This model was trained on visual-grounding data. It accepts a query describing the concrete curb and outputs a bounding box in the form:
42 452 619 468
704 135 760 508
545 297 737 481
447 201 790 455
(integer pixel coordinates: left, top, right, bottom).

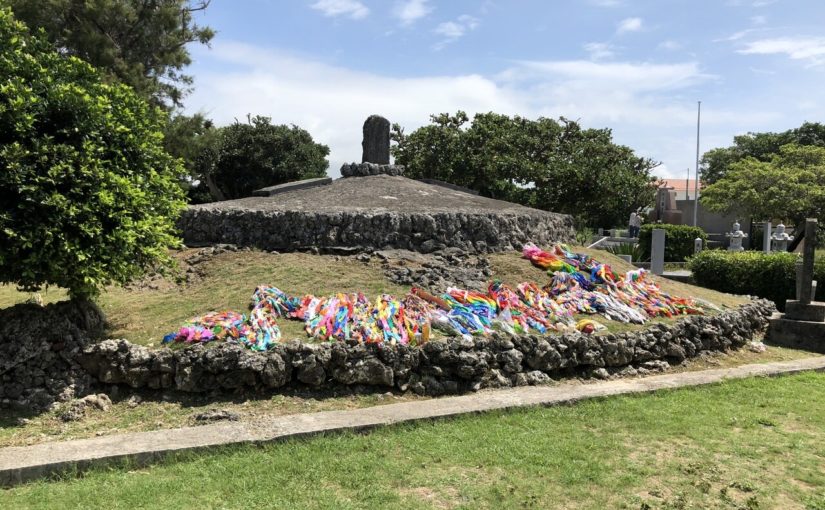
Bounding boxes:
3 356 824 488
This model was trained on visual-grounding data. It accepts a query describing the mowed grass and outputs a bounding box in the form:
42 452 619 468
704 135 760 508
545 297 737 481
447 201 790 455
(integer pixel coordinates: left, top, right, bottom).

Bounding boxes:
0 246 750 346
3 372 825 509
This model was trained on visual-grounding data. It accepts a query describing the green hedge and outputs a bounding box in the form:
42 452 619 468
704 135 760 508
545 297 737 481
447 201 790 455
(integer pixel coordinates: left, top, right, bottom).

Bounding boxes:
639 224 707 262
688 250 825 310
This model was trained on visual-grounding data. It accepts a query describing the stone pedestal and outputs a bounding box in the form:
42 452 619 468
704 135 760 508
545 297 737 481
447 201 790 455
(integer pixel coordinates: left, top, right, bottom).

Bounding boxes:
784 300 825 322
767 313 825 353
767 219 824 351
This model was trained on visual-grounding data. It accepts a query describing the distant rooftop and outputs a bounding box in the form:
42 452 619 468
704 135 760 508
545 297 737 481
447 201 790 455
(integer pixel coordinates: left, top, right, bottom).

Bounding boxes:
660 179 700 200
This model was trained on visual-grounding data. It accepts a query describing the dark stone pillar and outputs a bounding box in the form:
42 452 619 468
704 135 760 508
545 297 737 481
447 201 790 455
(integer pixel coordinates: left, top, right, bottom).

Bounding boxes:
800 218 817 304
361 115 390 164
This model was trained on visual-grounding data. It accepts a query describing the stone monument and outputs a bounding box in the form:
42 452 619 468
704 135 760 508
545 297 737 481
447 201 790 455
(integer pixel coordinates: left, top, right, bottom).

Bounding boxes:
651 228 665 275
767 218 825 352
726 221 747 251
341 115 405 178
362 115 391 164
770 223 793 252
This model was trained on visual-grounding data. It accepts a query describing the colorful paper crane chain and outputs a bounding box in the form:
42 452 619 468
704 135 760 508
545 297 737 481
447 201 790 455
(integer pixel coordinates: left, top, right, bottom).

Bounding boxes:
163 243 704 350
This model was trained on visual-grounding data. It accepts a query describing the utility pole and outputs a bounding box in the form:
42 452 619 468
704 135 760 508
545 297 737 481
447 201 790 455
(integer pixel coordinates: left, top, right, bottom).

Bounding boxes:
685 168 689 201
692 101 701 227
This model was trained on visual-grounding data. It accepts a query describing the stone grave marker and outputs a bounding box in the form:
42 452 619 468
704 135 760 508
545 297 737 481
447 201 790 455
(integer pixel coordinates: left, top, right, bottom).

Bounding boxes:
767 218 825 352
651 228 665 275
362 115 390 164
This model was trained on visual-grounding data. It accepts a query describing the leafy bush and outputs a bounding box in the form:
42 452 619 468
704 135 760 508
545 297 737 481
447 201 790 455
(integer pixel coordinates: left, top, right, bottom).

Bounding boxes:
638 224 707 262
689 250 825 310
606 243 646 262
197 115 329 200
0 9 186 299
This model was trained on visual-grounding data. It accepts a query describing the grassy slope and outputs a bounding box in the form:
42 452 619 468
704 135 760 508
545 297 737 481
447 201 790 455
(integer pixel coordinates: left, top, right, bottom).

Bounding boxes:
0 247 749 346
3 372 824 509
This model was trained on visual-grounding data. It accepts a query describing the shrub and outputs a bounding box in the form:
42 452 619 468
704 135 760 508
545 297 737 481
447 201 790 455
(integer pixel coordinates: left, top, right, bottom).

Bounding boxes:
688 250 825 310
0 10 186 299
638 224 707 262
198 115 330 200
606 243 646 262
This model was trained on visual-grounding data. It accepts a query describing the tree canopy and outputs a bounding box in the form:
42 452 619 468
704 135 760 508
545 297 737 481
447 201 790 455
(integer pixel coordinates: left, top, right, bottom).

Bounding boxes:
391 112 659 228
701 144 825 226
8 0 214 108
196 115 330 200
701 122 825 185
0 8 186 298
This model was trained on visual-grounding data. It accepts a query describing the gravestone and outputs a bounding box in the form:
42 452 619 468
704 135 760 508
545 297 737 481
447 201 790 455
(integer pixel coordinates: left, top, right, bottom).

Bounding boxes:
651 228 665 275
763 221 771 253
362 115 391 164
792 219 819 308
768 218 825 352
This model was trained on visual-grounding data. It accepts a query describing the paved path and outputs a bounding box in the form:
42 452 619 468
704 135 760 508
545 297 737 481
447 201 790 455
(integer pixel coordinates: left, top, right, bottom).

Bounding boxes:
3 356 825 487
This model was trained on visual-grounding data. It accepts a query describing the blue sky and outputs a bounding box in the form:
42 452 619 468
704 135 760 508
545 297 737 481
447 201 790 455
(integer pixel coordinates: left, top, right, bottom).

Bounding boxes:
184 0 825 179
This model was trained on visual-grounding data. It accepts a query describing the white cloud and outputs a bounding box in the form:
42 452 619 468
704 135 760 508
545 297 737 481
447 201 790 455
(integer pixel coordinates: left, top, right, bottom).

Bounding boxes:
738 36 825 65
751 15 767 25
589 0 623 6
393 0 433 26
435 21 465 39
310 0 369 20
658 40 682 51
185 41 779 179
616 17 643 34
583 42 615 60
433 15 480 49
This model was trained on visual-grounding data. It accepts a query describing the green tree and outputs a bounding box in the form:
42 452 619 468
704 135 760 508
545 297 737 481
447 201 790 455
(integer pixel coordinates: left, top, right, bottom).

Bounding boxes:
392 112 658 227
162 112 219 202
701 122 825 184
8 0 214 108
0 9 186 298
701 144 825 226
198 115 330 200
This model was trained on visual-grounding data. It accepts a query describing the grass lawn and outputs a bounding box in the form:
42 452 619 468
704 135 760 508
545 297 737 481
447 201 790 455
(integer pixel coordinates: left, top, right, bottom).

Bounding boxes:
3 371 824 509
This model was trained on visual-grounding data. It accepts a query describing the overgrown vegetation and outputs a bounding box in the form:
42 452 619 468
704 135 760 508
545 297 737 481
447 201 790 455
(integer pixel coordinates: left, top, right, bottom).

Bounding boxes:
638 224 706 262
0 9 186 298
4 372 825 509
391 111 660 227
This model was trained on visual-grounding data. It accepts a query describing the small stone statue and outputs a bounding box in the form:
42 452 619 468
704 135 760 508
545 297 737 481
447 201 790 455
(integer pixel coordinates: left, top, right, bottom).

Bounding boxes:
771 223 793 252
726 221 748 252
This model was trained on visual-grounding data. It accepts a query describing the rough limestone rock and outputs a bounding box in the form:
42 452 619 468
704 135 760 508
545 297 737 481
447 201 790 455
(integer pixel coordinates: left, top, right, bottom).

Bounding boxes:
78 299 775 397
0 300 105 411
340 162 405 178
180 175 575 254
